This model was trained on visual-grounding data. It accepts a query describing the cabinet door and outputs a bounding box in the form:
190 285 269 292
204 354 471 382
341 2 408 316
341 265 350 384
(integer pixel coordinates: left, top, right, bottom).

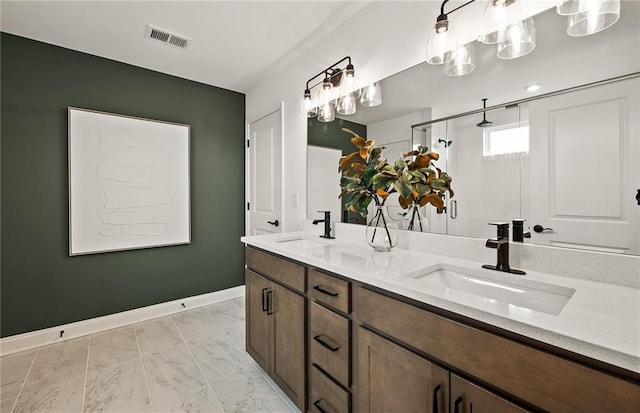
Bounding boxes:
450 374 530 413
357 327 449 413
245 269 271 372
271 282 306 410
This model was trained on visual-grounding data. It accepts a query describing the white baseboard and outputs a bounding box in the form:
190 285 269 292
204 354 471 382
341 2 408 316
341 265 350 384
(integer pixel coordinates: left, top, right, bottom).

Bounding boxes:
0 285 245 357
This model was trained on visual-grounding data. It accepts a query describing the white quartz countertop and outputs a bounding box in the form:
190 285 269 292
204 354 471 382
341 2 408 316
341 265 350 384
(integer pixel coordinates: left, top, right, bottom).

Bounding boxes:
241 232 640 374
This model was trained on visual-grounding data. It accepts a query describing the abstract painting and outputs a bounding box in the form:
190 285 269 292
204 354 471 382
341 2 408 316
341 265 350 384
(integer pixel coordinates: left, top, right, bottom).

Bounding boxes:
68 108 190 255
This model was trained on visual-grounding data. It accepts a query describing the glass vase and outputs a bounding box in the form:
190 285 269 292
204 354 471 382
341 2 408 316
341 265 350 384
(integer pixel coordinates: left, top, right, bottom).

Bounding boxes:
406 202 429 232
366 206 399 251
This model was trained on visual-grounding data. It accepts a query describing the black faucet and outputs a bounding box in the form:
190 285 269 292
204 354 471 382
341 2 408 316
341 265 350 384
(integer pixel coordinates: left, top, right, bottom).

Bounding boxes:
512 219 531 243
312 211 335 239
482 222 526 275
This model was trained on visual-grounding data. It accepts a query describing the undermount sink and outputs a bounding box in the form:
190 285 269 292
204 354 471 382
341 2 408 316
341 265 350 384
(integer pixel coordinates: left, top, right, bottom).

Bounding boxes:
276 235 328 249
406 264 575 315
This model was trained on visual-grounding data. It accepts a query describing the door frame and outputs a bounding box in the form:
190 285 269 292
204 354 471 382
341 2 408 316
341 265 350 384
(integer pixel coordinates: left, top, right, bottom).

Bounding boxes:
246 102 284 236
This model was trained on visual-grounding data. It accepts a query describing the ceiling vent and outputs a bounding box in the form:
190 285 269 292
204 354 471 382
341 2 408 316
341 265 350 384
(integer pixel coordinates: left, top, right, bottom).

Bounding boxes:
144 25 192 50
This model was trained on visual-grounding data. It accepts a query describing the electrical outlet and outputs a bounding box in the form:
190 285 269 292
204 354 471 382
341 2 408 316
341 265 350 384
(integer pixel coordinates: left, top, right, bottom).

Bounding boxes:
292 192 299 207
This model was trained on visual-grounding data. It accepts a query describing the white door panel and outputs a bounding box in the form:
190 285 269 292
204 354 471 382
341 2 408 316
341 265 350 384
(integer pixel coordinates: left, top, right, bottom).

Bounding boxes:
307 146 341 222
528 78 639 254
249 110 282 235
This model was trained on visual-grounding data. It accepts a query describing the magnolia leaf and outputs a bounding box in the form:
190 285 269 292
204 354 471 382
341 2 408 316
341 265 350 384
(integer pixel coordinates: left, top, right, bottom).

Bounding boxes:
418 145 429 154
362 165 378 187
423 192 444 209
352 136 366 148
398 195 412 209
427 152 440 161
355 195 372 218
394 179 413 199
376 188 389 200
341 127 358 138
394 158 407 171
404 150 419 157
372 172 389 190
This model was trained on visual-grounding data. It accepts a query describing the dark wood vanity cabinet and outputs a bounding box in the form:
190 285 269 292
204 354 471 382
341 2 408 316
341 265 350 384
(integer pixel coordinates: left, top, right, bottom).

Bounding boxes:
245 248 306 411
307 269 352 413
355 286 640 413
245 247 640 413
357 327 449 413
450 374 528 413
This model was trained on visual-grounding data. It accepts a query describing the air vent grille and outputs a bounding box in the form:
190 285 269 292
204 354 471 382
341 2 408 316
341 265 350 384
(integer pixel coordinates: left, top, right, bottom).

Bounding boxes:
145 25 192 49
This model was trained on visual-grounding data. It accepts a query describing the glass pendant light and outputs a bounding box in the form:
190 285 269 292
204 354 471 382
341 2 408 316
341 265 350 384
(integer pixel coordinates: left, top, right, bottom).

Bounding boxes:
317 75 335 122
337 94 357 115
567 0 620 36
303 88 317 118
426 13 457 65
557 0 583 15
337 63 357 115
360 82 382 107
444 42 476 76
497 17 536 59
479 0 524 45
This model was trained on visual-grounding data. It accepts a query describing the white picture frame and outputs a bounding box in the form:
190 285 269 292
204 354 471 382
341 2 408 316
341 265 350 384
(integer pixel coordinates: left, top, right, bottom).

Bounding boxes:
68 107 190 255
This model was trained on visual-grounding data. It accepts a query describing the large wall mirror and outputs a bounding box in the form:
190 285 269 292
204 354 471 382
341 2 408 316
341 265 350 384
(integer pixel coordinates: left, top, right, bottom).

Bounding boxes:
307 4 639 255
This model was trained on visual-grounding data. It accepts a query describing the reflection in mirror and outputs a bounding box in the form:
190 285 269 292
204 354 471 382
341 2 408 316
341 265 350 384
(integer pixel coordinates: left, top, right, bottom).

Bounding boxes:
306 3 639 255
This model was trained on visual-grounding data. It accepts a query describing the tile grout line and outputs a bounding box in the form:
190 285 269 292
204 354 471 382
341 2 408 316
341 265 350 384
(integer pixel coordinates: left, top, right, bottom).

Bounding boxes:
169 316 226 412
202 299 298 413
133 326 155 413
9 347 39 412
80 337 92 412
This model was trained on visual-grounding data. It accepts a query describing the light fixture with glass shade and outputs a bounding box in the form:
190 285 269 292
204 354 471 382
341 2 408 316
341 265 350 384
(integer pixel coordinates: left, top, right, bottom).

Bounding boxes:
479 0 524 44
426 1 458 65
360 82 382 107
566 0 620 36
302 57 373 123
317 74 336 123
497 17 536 59
444 41 476 76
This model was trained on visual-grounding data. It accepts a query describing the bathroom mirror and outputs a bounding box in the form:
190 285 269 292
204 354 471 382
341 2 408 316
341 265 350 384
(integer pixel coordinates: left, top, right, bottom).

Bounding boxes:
306 4 640 255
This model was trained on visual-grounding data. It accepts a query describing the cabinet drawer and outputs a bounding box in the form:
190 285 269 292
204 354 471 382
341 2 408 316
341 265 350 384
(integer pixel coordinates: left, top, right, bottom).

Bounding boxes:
309 269 350 313
451 374 530 413
310 302 350 387
245 247 305 293
310 365 350 413
356 286 640 413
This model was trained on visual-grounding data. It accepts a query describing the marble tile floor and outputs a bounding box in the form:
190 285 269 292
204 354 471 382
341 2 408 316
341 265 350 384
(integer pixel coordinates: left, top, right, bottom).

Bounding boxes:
0 296 298 413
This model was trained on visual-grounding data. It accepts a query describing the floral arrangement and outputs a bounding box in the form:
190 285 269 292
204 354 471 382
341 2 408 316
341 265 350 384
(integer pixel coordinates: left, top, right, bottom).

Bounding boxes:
338 128 454 219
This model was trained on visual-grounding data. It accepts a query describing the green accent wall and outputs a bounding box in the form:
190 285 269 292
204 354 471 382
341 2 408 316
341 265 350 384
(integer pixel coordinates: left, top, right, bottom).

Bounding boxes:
307 117 367 224
307 116 367 156
0 33 246 337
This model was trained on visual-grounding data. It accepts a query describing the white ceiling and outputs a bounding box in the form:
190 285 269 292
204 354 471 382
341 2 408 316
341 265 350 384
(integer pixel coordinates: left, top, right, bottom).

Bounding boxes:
0 0 373 93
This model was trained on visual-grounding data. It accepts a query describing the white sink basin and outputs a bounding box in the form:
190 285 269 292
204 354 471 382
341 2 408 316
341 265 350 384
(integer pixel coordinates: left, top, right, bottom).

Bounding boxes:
406 264 575 315
275 235 328 249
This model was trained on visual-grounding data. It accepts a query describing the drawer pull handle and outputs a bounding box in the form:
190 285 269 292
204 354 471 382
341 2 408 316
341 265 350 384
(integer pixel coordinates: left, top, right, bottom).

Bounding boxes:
454 396 463 413
313 399 328 413
432 384 442 413
313 285 338 297
313 334 341 352
266 290 273 315
261 288 268 312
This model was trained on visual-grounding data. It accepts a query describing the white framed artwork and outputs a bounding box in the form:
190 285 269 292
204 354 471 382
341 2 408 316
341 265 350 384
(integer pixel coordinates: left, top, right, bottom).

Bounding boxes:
68 107 190 255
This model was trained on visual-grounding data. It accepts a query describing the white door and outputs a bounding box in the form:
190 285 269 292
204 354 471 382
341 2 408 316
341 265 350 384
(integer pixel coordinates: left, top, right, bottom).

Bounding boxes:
307 145 341 222
528 78 639 254
248 110 282 235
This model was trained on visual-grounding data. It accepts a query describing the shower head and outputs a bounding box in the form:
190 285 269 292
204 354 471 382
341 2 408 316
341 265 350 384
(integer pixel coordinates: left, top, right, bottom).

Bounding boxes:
476 98 493 128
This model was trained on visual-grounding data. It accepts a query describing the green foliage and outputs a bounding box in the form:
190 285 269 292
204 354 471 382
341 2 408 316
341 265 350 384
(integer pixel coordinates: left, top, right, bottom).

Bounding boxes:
338 130 454 218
